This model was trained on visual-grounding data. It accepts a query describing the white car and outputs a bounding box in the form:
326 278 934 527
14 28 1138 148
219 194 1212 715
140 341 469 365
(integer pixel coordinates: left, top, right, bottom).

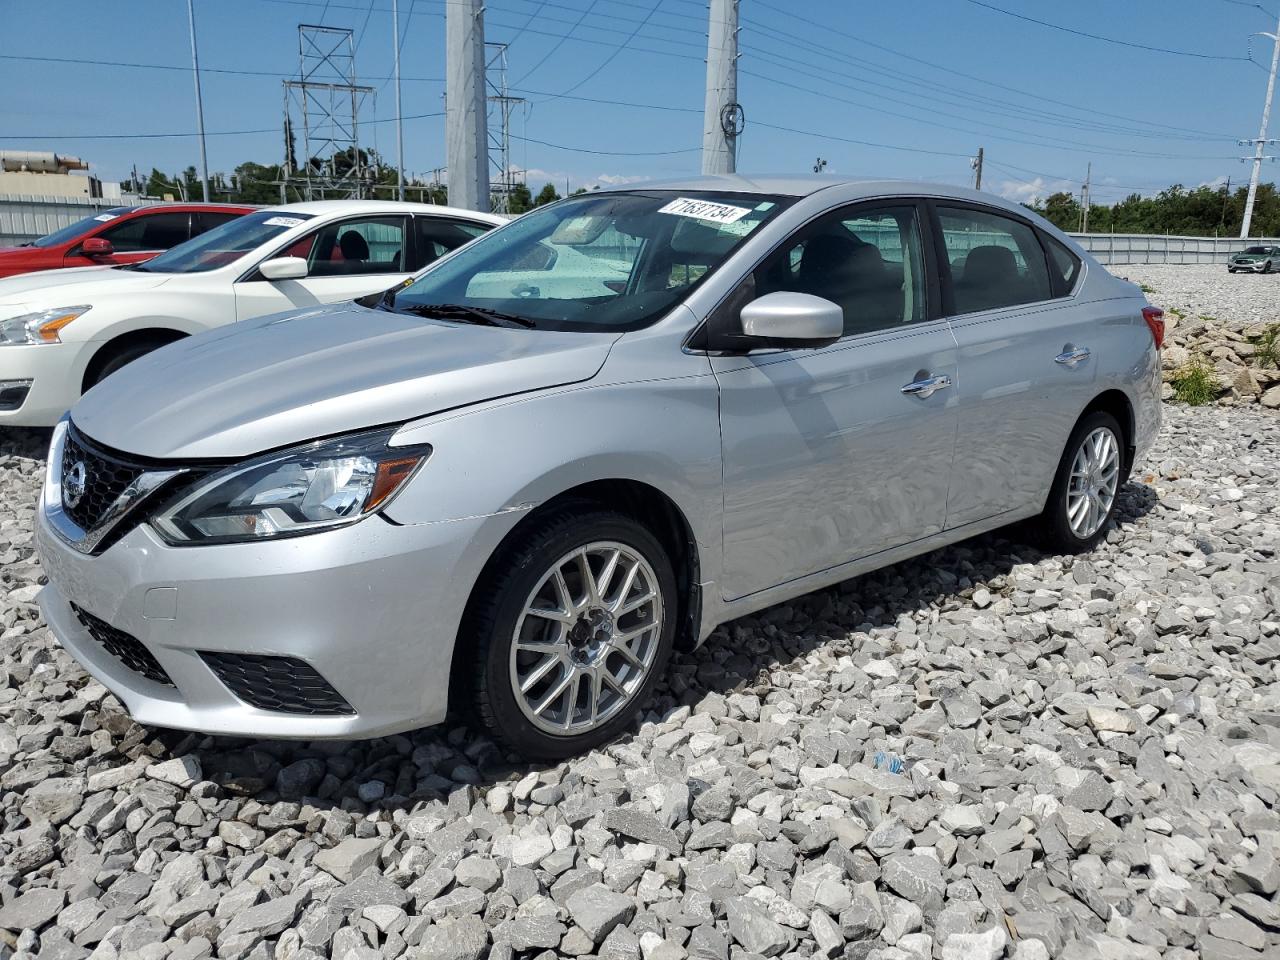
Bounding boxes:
0 200 504 426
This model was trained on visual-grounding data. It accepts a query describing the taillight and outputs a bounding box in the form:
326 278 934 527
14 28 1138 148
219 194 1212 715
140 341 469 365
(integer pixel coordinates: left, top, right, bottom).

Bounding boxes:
1142 306 1165 350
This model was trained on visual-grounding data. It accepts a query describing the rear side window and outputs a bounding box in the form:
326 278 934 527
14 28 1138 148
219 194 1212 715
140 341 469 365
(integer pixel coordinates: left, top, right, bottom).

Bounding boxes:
409 217 492 270
194 211 246 235
306 216 408 277
1043 234 1082 294
937 206 1052 314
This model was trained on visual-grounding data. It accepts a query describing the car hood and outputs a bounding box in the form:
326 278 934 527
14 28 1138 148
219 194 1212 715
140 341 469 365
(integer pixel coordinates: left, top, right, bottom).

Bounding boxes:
71 302 618 459
0 265 171 307
1234 252 1269 260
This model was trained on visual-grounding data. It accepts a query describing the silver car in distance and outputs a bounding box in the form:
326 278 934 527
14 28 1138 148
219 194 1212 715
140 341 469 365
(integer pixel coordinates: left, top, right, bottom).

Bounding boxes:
37 176 1163 758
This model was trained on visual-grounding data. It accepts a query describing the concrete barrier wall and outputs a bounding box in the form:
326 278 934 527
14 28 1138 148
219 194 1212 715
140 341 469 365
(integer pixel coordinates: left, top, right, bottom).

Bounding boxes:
1068 233 1280 265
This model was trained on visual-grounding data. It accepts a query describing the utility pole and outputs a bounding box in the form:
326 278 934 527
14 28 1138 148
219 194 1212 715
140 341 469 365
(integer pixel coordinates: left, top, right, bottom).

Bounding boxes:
392 0 406 200
446 0 489 211
702 0 741 175
1081 162 1092 234
186 0 210 202
485 43 526 214
971 147 984 190
1242 11 1280 238
1219 175 1232 234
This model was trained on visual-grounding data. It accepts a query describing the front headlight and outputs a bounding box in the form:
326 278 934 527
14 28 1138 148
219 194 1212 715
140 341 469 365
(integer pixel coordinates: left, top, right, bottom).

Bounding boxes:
151 428 429 545
0 306 91 345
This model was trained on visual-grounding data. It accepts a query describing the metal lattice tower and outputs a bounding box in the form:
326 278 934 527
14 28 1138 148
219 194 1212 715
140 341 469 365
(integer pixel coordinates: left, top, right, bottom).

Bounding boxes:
485 43 526 214
282 25 376 200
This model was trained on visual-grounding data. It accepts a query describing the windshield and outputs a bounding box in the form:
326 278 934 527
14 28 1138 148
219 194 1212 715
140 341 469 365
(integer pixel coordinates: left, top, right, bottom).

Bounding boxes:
133 210 315 273
392 190 793 331
30 208 133 248
1244 246 1271 254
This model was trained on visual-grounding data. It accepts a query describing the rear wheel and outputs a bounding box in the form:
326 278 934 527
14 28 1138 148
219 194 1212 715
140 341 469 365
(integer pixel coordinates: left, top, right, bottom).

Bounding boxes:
1034 411 1124 554
463 508 677 759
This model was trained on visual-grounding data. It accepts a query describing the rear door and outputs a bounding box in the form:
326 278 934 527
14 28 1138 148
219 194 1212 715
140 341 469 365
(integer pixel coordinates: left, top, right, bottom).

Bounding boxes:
232 214 412 320
934 203 1100 526
713 200 960 600
408 215 493 270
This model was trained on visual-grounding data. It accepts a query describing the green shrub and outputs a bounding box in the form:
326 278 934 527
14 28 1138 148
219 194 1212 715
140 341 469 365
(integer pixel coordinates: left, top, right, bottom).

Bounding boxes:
1170 353 1220 406
1251 324 1280 369
1139 283 1156 294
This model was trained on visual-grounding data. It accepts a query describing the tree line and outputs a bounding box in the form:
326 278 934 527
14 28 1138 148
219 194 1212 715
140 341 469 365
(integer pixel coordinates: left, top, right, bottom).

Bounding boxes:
124 151 580 214
124 152 1280 237
1027 182 1280 237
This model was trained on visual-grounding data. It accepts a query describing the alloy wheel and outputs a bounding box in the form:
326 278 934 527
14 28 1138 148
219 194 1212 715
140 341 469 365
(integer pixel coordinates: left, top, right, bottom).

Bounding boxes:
1066 426 1120 539
509 541 664 735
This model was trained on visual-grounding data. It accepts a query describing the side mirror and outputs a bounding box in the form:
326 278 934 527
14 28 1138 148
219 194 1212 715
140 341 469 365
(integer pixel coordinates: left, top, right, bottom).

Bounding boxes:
740 292 843 347
259 256 309 281
82 237 113 257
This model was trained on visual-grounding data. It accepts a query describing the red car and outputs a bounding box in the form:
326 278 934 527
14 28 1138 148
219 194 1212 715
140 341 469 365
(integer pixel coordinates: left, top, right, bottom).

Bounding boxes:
0 203 256 279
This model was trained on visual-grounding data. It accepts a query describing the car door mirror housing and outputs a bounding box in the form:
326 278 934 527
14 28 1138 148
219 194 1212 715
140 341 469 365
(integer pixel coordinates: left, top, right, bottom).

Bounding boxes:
259 257 309 281
739 292 843 348
81 237 113 257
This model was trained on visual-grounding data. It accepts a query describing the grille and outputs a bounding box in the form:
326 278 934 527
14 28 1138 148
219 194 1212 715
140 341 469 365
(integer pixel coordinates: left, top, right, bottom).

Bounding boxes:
61 427 147 531
200 652 355 715
71 604 174 686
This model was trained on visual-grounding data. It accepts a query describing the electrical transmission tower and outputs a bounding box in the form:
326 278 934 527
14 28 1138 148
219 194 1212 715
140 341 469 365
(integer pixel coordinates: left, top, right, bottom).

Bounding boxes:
485 43 526 214
282 25 376 200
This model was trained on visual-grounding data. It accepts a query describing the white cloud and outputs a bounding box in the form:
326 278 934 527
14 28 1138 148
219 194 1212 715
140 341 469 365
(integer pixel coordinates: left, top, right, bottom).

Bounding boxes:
506 166 650 193
995 176 1076 205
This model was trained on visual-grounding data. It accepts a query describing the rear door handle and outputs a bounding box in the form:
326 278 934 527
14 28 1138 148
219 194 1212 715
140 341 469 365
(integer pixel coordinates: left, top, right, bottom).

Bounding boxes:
900 374 952 399
1055 347 1091 366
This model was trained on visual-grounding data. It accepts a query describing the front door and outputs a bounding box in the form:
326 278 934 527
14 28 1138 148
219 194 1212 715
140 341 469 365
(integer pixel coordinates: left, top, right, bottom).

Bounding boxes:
233 215 412 321
712 201 960 601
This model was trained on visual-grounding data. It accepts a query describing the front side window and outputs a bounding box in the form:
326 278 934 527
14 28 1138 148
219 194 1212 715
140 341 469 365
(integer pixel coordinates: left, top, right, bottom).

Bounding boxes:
938 206 1052 314
31 208 134 248
755 204 927 336
392 190 793 332
100 212 191 252
133 210 315 274
306 216 408 277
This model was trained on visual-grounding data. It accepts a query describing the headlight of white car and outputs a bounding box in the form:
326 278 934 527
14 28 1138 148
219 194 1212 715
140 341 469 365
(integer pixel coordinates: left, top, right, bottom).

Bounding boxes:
151 429 430 545
0 306 92 345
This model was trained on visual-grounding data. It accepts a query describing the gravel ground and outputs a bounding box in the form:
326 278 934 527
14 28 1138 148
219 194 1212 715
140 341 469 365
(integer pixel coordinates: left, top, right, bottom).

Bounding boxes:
1 403 1278 960
1110 263 1280 338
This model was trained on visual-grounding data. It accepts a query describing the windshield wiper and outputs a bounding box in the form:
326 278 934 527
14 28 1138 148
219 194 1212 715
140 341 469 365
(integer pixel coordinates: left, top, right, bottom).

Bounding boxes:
400 302 535 328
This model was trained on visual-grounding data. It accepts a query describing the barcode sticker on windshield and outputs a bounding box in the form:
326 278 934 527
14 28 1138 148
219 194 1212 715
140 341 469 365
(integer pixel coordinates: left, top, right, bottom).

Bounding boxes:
263 216 306 228
657 197 751 225
93 214 117 222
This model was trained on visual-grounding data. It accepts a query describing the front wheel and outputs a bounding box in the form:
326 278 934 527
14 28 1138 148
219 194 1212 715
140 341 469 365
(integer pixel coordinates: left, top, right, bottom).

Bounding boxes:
1266 261 1274 274
1034 411 1125 553
463 508 677 759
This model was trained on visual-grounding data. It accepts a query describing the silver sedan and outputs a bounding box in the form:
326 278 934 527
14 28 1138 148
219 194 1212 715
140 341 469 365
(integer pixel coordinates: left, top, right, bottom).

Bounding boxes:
36 176 1162 758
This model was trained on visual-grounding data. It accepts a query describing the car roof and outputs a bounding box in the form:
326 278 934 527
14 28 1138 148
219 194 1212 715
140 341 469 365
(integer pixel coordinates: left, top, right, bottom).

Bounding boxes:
126 203 259 214
262 199 506 224
593 174 1034 217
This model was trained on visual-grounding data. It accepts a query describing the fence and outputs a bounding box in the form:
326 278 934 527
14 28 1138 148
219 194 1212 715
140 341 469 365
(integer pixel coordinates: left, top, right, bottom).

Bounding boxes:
0 194 157 246
1067 232 1280 265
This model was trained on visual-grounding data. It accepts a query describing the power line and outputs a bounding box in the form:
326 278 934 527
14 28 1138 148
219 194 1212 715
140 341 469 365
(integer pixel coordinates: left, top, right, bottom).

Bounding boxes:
959 0 1253 61
513 0 603 85
750 120 975 159
0 111 445 141
510 134 698 156
538 0 667 101
748 2 1237 140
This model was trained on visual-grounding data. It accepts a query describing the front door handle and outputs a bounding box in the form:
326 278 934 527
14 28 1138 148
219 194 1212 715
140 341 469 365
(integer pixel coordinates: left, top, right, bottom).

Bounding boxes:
900 374 952 399
1055 347 1091 367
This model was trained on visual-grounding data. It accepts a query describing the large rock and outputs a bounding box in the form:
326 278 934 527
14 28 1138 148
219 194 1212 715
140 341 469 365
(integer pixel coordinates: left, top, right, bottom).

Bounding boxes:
566 883 636 944
314 836 385 883
726 897 790 957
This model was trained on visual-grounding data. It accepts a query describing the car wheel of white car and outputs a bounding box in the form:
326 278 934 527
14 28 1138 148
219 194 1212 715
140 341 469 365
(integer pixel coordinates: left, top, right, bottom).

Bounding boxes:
464 507 677 758
1037 410 1125 553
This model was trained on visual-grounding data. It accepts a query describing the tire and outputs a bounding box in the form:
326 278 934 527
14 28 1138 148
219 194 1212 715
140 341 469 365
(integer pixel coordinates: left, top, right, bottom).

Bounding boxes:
462 507 678 759
1266 261 1274 274
1033 410 1125 554
84 338 173 391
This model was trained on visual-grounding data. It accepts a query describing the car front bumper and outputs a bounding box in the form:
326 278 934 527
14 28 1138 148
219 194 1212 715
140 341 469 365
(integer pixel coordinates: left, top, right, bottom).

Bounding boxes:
0 342 88 427
36 501 489 739
1229 261 1268 272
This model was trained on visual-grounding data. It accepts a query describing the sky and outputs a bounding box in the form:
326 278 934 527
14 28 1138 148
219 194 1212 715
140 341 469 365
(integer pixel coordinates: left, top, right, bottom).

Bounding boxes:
2 0 1278 205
